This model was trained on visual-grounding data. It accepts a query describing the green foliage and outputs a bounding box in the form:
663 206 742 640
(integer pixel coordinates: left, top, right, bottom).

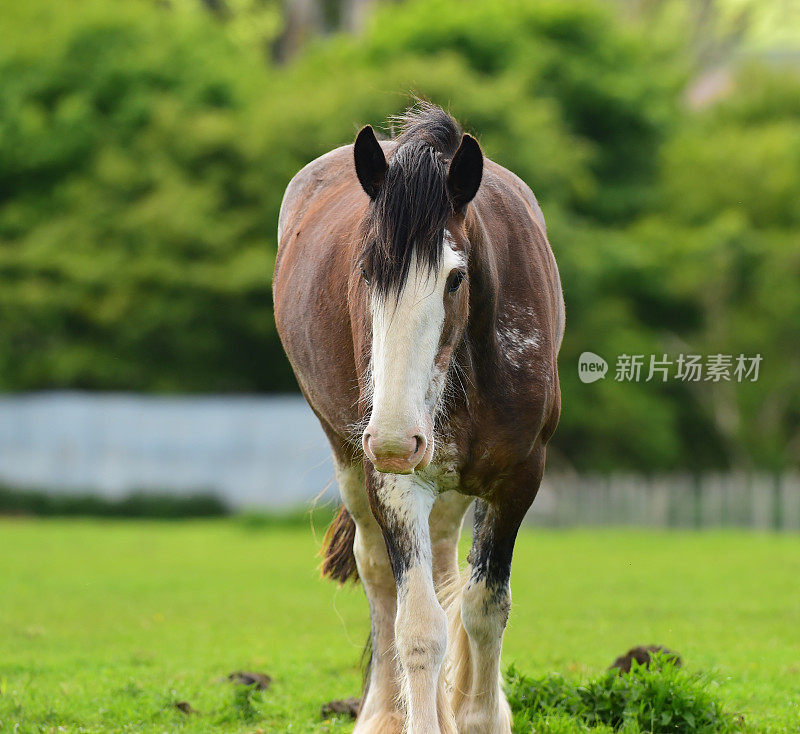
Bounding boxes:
0 0 294 392
0 484 229 517
0 0 798 471
506 657 738 733
288 0 684 220
546 59 800 471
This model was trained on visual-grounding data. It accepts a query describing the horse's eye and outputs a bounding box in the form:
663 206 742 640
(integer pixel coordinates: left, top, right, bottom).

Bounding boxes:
447 269 465 294
360 266 370 285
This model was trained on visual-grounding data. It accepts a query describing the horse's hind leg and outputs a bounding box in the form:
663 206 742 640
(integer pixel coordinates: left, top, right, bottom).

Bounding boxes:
335 461 403 734
367 469 457 734
429 491 472 593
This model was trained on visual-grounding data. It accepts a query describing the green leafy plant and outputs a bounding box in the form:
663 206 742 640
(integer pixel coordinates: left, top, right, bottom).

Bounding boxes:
506 655 739 733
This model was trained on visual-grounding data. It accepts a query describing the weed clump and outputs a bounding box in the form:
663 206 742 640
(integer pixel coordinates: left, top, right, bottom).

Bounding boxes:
505 655 738 733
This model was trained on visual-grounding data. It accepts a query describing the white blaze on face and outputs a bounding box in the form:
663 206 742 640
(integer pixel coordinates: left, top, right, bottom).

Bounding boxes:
368 235 463 457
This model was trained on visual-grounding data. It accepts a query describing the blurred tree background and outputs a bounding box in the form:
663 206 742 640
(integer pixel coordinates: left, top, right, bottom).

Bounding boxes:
1 0 798 472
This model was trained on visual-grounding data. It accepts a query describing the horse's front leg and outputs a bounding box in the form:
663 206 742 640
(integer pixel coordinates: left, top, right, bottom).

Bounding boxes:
367 468 457 734
453 461 543 734
455 500 516 733
335 461 404 733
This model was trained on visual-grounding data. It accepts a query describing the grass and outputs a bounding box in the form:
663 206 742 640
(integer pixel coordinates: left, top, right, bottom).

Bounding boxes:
0 519 798 732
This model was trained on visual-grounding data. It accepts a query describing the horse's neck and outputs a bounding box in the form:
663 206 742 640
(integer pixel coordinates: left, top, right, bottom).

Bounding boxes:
463 209 501 388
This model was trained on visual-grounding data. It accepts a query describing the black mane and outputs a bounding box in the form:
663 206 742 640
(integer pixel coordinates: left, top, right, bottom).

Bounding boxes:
360 104 462 298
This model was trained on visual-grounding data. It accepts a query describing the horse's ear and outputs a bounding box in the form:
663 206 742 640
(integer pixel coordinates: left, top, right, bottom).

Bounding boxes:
354 125 387 199
447 134 483 212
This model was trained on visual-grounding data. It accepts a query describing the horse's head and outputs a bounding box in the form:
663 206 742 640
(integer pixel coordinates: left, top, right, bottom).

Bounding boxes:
353 118 483 474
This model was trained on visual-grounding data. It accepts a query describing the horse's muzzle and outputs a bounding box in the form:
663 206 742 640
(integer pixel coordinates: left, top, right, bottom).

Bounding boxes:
362 427 431 474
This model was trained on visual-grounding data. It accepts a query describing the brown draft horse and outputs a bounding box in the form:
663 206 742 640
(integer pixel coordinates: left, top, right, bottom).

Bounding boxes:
274 104 564 734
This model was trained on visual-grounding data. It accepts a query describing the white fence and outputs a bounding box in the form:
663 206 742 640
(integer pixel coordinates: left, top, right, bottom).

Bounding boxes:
0 392 334 508
533 472 800 530
1 392 797 527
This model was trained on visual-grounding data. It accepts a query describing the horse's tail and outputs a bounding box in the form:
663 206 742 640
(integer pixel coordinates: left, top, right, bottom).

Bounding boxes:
320 504 359 583
440 570 471 718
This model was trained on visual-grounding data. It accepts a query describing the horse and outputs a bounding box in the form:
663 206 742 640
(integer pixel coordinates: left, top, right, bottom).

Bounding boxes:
274 104 564 734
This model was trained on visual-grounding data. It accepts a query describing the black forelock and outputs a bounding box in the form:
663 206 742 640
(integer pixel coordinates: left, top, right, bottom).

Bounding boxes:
393 102 463 154
360 104 462 299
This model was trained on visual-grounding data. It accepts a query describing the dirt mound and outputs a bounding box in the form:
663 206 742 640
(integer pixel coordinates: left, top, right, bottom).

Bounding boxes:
609 645 682 674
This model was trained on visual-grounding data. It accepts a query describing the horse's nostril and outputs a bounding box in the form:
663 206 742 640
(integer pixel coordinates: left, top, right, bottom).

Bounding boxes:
413 435 425 457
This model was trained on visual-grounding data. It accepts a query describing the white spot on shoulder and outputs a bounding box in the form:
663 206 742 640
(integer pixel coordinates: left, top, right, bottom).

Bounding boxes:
496 305 541 370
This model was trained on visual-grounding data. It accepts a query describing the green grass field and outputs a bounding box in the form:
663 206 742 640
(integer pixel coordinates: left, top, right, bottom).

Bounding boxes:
1 519 798 732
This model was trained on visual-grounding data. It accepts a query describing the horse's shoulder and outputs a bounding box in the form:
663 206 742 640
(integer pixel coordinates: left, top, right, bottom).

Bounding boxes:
470 159 565 388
